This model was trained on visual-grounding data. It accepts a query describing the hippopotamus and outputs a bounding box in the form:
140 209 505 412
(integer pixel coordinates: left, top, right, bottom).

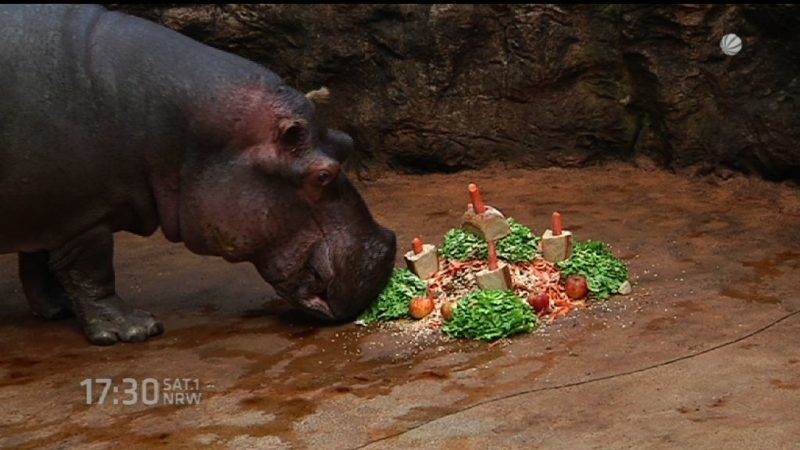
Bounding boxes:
0 5 396 345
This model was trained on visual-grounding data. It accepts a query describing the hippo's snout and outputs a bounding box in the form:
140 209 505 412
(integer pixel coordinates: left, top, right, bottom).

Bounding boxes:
263 225 396 322
325 226 396 320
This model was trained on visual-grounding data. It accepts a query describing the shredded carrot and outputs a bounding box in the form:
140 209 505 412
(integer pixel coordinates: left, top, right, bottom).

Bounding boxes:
429 257 587 326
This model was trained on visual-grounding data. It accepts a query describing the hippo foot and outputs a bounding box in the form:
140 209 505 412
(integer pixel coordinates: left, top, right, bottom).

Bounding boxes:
75 295 164 345
29 278 73 320
18 251 74 320
30 297 73 320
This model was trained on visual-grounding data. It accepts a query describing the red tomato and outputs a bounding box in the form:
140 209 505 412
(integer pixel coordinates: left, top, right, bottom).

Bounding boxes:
564 275 589 299
441 301 456 321
528 293 551 313
409 297 435 319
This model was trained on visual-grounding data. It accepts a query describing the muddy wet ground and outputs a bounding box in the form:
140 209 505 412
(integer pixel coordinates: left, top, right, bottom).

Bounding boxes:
1 164 799 449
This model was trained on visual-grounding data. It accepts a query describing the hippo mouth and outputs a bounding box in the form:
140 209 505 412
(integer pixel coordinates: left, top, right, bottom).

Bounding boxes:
255 221 396 322
296 294 336 320
263 274 337 321
294 244 339 320
257 241 340 321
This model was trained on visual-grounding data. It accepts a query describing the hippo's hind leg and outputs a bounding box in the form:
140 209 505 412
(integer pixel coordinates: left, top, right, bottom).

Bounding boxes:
49 226 164 346
18 251 73 319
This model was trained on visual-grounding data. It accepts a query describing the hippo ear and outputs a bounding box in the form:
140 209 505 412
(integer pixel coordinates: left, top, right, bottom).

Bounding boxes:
277 118 308 153
323 128 354 163
305 87 330 105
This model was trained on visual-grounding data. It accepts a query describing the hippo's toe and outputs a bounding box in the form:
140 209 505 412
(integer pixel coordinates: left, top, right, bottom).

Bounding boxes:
75 295 164 345
86 328 118 346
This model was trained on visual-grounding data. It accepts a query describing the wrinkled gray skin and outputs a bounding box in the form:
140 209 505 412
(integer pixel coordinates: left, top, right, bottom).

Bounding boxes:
0 5 396 345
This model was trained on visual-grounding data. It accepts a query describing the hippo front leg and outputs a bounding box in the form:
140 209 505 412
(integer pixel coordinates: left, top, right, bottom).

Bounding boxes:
49 227 163 345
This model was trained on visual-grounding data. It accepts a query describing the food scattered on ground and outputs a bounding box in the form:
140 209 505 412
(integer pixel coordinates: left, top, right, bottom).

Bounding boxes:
440 218 540 263
440 301 455 321
429 257 584 321
360 253 596 334
497 219 541 262
618 280 633 295
409 296 435 319
404 238 440 280
359 239 628 339
564 274 589 300
356 268 427 325
440 226 486 261
528 292 551 313
357 184 631 342
558 240 629 300
442 290 536 341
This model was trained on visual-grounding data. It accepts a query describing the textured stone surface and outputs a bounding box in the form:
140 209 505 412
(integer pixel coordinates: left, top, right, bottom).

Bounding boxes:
462 205 510 242
475 263 512 291
541 229 573 263
108 4 800 180
404 243 439 280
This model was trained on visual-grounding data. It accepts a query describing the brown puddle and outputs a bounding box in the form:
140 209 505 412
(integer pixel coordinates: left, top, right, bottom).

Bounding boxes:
644 316 678 332
585 321 610 333
673 300 705 313
685 217 734 239
688 415 728 423
740 250 800 282
719 287 781 305
710 396 729 408
770 379 800 390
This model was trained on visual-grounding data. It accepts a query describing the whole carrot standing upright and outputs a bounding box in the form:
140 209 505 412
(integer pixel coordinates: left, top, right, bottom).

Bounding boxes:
552 212 562 236
541 211 572 263
404 237 439 280
463 183 512 290
412 237 423 255
468 183 486 214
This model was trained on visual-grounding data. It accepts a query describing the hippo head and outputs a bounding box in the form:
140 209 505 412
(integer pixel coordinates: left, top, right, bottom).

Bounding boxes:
168 84 396 321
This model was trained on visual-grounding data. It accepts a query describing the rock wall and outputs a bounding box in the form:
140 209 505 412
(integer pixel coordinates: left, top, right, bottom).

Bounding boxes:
109 4 800 180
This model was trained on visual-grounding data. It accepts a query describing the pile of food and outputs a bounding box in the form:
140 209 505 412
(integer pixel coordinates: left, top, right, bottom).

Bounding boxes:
356 184 631 342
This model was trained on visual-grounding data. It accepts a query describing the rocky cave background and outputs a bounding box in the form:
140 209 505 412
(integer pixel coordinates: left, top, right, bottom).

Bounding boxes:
108 4 799 181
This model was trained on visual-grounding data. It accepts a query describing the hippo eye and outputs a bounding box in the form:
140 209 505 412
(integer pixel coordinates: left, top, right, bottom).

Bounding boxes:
317 170 331 186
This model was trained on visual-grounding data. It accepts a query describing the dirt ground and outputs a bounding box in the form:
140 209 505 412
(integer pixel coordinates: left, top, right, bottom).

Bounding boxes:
1 164 799 449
